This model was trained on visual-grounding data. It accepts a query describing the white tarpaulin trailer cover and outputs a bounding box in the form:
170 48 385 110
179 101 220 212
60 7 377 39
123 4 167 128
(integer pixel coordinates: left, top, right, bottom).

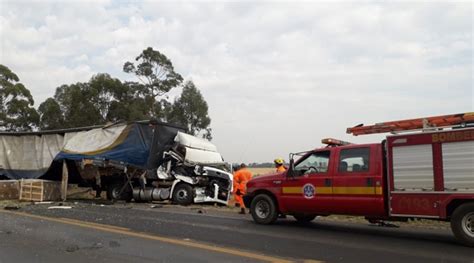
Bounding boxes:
62 125 127 154
0 132 79 179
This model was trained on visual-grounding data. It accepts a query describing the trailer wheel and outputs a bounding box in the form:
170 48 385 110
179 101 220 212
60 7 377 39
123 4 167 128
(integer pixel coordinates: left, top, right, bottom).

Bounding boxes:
451 202 474 247
293 214 317 223
172 183 194 205
106 182 132 201
250 194 278 225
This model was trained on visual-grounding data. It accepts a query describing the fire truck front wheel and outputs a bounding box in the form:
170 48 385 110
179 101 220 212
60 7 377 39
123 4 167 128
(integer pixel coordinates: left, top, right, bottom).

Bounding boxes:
250 194 278 225
451 202 474 247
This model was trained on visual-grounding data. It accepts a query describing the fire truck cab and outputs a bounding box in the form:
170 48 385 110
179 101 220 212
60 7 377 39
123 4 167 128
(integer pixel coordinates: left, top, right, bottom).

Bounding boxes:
244 113 474 246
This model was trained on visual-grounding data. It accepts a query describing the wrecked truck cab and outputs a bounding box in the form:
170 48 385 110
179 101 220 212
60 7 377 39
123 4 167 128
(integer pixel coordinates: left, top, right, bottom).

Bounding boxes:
161 132 233 205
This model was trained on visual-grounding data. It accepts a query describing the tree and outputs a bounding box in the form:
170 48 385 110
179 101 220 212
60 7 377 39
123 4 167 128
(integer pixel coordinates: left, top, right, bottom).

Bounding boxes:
89 73 124 121
52 82 103 128
122 47 212 138
38 98 63 130
0 64 39 131
166 81 212 139
39 74 154 129
87 73 147 122
123 47 183 117
106 81 150 122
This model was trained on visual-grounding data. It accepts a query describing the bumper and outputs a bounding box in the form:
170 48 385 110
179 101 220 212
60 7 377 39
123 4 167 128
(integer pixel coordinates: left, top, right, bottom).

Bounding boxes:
243 194 253 208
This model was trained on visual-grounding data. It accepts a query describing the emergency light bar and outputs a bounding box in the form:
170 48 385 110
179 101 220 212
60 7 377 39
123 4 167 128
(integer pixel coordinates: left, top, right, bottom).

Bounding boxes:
321 138 352 146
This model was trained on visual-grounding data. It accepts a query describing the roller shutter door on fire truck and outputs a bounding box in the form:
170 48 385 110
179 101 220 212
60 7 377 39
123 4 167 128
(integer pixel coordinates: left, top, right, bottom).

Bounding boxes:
442 141 474 191
393 144 434 191
390 143 440 217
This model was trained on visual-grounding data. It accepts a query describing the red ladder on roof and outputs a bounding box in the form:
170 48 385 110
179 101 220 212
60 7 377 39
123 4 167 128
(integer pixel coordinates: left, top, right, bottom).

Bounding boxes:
347 112 474 136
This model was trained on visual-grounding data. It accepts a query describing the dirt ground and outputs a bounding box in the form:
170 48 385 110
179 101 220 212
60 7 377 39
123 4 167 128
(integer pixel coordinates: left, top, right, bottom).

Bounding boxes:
247 167 275 176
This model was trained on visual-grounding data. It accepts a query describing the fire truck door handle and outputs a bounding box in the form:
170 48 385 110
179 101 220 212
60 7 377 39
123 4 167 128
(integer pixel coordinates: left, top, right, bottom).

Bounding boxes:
366 178 373 187
324 178 331 187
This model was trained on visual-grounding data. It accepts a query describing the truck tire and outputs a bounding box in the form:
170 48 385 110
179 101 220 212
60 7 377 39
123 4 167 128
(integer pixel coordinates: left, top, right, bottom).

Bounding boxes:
172 183 194 205
451 202 474 247
106 182 132 201
293 214 317 223
250 194 278 225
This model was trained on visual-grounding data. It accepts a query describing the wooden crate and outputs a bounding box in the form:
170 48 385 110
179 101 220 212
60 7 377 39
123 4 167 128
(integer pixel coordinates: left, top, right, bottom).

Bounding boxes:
19 179 61 202
0 180 20 200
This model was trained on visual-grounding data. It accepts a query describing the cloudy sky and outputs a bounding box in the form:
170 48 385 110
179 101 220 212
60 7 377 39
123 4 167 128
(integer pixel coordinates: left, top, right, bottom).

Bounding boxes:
1 1 472 163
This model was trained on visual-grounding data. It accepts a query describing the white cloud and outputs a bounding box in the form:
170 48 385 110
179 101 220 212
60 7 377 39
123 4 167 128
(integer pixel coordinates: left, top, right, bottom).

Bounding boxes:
0 1 472 163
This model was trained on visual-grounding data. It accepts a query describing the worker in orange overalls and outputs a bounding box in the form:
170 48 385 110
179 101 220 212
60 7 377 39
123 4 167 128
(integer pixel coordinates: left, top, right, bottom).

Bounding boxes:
232 164 241 205
233 163 253 214
274 158 287 173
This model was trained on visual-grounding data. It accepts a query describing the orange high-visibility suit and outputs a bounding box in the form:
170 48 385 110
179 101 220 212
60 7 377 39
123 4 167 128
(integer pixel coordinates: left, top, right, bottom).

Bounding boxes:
276 165 287 173
233 168 253 208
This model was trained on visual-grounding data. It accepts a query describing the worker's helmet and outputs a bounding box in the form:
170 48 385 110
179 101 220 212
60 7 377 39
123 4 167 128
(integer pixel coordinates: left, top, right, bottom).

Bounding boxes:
274 158 284 165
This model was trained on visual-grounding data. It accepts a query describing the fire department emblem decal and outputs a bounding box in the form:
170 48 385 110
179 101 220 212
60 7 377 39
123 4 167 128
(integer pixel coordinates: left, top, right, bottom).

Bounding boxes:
303 184 315 199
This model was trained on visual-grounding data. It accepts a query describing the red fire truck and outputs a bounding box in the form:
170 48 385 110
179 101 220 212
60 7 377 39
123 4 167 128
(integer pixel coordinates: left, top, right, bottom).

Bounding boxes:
243 113 474 246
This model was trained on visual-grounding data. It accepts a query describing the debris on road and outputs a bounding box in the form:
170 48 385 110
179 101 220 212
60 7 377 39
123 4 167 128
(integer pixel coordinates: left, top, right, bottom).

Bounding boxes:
4 205 20 210
88 242 103 250
109 240 121 248
65 245 79 253
190 207 207 214
48 206 72 209
34 201 53 205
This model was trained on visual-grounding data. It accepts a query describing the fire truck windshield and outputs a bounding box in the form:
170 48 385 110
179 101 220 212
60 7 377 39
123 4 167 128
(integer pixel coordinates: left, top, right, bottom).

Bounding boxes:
293 151 331 175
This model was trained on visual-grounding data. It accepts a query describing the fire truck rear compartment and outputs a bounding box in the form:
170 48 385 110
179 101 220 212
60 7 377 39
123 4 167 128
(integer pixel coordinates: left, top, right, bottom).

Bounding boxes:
389 132 474 218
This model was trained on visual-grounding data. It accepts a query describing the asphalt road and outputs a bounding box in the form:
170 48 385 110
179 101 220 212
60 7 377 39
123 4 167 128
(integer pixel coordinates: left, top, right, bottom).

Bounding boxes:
1 201 473 263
